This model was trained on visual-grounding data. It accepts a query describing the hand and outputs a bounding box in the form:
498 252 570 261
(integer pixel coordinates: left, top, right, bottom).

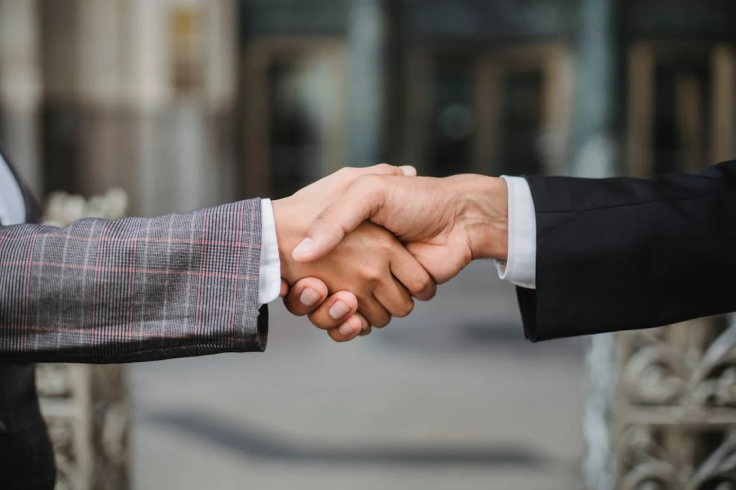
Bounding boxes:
282 173 508 341
274 165 437 340
280 277 368 341
291 173 509 283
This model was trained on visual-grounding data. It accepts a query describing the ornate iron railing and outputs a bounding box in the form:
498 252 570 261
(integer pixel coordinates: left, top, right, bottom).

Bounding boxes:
37 189 130 490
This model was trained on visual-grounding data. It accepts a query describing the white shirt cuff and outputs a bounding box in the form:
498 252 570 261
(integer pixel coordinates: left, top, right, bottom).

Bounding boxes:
494 176 537 289
259 199 282 305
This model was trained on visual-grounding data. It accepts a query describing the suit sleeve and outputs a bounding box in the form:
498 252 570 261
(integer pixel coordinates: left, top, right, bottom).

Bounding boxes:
517 160 736 342
0 199 268 363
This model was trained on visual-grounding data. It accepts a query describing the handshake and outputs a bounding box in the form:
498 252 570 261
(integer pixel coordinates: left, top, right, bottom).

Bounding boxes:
273 164 510 342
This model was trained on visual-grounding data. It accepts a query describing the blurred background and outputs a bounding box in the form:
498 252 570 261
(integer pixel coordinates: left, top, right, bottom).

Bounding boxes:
2 0 736 489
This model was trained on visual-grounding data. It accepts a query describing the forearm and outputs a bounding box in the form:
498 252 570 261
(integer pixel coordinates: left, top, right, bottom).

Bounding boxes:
0 199 267 363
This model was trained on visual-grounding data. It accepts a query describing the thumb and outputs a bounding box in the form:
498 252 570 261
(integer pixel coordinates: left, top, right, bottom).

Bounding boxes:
292 177 385 262
352 163 416 179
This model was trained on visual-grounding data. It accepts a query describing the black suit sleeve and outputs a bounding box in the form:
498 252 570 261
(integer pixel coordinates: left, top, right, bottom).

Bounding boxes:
518 160 736 342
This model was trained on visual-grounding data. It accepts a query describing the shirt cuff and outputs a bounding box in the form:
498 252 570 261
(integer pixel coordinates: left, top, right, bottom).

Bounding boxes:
259 199 282 305
494 176 537 289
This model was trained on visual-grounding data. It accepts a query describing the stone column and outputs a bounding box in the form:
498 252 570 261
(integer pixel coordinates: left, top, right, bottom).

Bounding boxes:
575 2 736 488
127 0 237 217
348 0 386 167
39 189 132 490
0 0 42 195
568 0 624 489
75 0 133 199
569 0 623 180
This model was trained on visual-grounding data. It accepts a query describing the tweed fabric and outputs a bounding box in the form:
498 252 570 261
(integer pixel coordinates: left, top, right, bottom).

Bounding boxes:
3 148 266 488
0 200 267 364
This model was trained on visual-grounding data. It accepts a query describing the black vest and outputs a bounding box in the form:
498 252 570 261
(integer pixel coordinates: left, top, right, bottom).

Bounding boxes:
0 148 56 489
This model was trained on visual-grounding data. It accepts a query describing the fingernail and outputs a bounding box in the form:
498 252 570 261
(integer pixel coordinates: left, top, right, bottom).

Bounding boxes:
293 238 314 258
329 300 351 320
338 321 357 336
300 288 320 307
400 165 417 176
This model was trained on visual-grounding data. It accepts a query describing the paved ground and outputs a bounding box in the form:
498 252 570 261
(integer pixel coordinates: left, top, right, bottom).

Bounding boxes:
131 261 587 490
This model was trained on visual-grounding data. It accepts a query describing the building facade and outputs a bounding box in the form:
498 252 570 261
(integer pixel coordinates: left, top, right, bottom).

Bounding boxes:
3 0 735 209
2 1 736 489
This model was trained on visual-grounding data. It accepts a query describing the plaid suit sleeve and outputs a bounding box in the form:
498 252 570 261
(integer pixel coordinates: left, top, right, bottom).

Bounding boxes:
0 199 268 363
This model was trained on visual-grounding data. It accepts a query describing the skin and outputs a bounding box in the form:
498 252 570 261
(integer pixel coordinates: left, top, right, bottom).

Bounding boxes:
283 173 509 341
273 165 437 341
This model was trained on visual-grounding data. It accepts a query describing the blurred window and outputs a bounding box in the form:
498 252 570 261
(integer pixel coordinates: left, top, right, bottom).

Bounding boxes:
653 62 711 175
170 6 204 93
628 43 734 177
268 59 321 198
499 68 544 176
413 46 570 178
430 58 475 177
241 41 347 199
39 0 81 195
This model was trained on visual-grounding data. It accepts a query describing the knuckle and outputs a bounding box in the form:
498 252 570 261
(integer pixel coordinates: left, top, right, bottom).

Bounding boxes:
308 312 335 330
373 240 392 256
360 266 382 284
284 301 307 317
409 271 435 299
378 233 396 250
337 166 357 177
353 175 387 204
395 299 414 318
372 163 395 174
419 276 437 300
290 307 309 318
354 174 379 189
373 315 391 328
329 329 350 342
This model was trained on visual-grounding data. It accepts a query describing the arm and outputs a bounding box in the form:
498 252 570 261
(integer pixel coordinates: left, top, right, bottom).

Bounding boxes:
0 163 430 360
518 160 736 341
285 173 508 340
0 200 267 363
287 160 736 343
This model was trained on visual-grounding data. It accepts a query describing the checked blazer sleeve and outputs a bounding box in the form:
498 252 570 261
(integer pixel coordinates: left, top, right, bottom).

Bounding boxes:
0 199 268 363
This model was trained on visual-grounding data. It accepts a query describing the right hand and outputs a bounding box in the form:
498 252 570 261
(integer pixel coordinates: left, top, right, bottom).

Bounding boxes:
283 172 510 341
292 173 509 283
274 165 437 340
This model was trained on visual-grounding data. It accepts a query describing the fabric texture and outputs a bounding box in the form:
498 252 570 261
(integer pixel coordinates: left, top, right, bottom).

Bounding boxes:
0 146 269 488
258 198 281 305
517 160 736 342
0 200 268 364
495 176 537 289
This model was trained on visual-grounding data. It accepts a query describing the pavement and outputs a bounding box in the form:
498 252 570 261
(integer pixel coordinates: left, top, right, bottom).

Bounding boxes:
130 261 587 490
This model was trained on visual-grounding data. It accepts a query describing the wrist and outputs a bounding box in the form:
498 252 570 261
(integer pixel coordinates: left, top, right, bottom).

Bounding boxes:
456 175 508 261
272 197 302 284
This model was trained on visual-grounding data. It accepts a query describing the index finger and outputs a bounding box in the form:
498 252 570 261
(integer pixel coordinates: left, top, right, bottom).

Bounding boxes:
292 175 388 263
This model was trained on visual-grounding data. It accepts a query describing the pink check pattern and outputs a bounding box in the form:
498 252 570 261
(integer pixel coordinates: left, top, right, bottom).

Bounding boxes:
0 199 267 363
